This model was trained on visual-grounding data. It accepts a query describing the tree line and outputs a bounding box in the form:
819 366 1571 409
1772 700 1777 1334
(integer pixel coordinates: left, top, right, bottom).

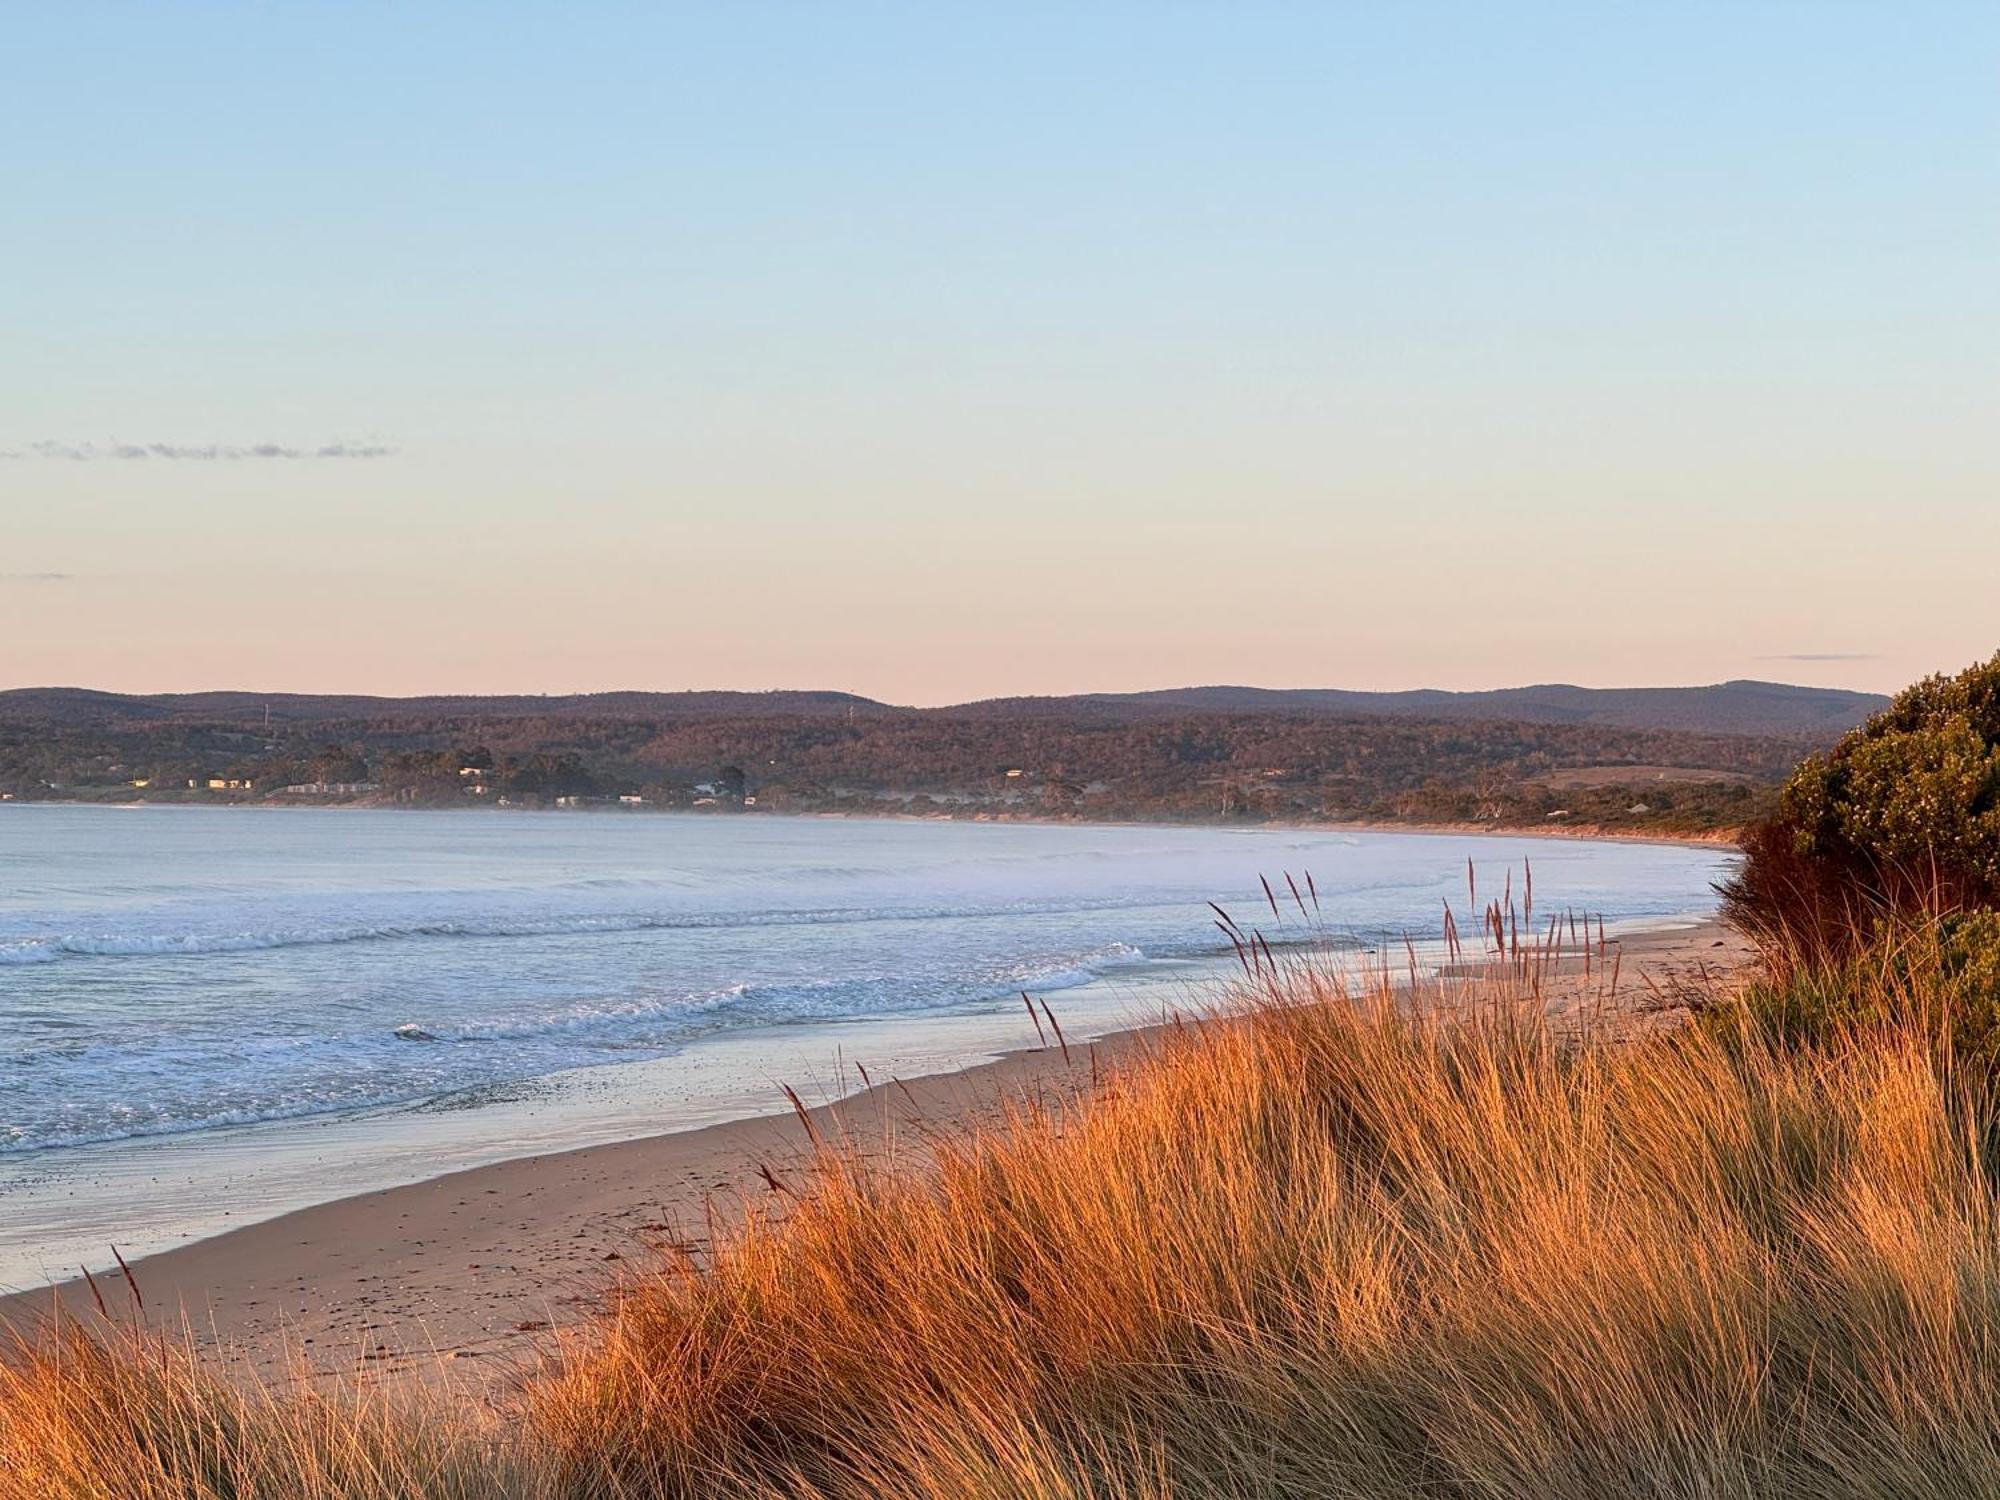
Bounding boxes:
0 704 1805 832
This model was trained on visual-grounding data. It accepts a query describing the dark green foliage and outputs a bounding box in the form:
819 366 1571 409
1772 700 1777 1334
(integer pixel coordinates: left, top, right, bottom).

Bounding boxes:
1722 653 2000 953
1934 909 2000 1026
1706 911 2000 1062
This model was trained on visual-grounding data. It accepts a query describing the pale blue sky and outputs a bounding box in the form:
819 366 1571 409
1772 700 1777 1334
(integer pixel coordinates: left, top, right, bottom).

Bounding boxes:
3 3 1994 701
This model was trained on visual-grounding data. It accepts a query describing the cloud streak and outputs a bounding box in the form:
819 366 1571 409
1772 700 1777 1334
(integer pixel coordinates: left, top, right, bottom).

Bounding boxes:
1758 652 1880 663
0 572 75 583
4 441 394 461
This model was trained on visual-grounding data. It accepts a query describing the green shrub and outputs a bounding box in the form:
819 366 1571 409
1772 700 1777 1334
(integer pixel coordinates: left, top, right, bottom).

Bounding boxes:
1935 909 2000 1023
1709 910 2000 1060
1721 652 2000 954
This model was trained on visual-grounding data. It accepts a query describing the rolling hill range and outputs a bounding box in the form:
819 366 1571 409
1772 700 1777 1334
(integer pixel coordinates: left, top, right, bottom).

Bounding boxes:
0 679 1886 739
952 680 1887 737
0 678 1886 833
0 687 888 725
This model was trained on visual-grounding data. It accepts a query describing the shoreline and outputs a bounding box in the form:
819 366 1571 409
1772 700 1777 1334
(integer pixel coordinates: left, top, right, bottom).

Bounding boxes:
0 949 1235 1293
0 818 1736 1299
0 917 1749 1396
0 1000 1184 1393
1 796 1745 852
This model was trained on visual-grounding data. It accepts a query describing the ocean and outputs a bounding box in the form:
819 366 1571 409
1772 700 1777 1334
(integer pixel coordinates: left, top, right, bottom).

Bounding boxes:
0 805 1731 1284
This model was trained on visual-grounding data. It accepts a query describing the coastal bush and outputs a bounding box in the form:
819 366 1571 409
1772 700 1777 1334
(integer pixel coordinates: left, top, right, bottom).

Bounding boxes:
1721 652 2000 955
1704 909 2000 1062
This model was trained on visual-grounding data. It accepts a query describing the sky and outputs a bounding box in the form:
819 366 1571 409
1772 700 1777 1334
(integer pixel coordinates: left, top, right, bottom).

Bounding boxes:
2 3 1994 705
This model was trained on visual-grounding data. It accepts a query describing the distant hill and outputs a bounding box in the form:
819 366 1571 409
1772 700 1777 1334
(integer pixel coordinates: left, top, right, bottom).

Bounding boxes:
0 687 890 725
2 678 1878 835
958 681 1887 739
0 679 1885 739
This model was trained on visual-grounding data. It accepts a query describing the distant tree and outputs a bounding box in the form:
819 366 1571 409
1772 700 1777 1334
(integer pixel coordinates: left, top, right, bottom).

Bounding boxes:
379 749 460 804
313 745 370 783
504 752 596 799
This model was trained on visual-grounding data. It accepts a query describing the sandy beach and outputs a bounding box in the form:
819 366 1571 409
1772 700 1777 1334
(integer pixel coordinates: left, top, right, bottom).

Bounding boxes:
0 918 1749 1399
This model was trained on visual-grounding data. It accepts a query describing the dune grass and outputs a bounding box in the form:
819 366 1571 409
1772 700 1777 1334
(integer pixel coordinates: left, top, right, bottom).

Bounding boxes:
11 906 2000 1497
0 1321 545 1500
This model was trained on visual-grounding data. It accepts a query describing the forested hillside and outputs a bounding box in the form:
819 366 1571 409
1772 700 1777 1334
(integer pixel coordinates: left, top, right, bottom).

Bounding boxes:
0 685 1840 833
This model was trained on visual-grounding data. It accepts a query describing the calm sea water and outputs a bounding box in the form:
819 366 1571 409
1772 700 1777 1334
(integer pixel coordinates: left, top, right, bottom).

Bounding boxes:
1 806 1731 1161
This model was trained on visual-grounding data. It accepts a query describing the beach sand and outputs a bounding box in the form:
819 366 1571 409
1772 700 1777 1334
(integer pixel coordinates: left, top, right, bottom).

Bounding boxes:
0 919 1750 1400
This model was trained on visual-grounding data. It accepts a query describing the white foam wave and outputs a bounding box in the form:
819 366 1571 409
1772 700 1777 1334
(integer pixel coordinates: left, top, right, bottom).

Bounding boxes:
403 942 1147 1046
0 901 1163 966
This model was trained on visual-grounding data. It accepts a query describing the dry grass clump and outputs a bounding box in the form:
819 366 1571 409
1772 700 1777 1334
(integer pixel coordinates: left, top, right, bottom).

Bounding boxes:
0 1322 547 1500
531 943 2000 1499
13 905 2000 1498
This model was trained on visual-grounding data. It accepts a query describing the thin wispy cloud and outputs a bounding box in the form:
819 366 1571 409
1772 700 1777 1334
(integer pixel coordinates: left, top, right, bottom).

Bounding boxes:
0 572 76 583
4 441 394 461
1759 652 1880 663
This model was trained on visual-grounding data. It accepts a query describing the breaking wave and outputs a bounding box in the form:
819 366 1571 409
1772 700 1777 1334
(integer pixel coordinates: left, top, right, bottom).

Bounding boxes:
0 901 1160 966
